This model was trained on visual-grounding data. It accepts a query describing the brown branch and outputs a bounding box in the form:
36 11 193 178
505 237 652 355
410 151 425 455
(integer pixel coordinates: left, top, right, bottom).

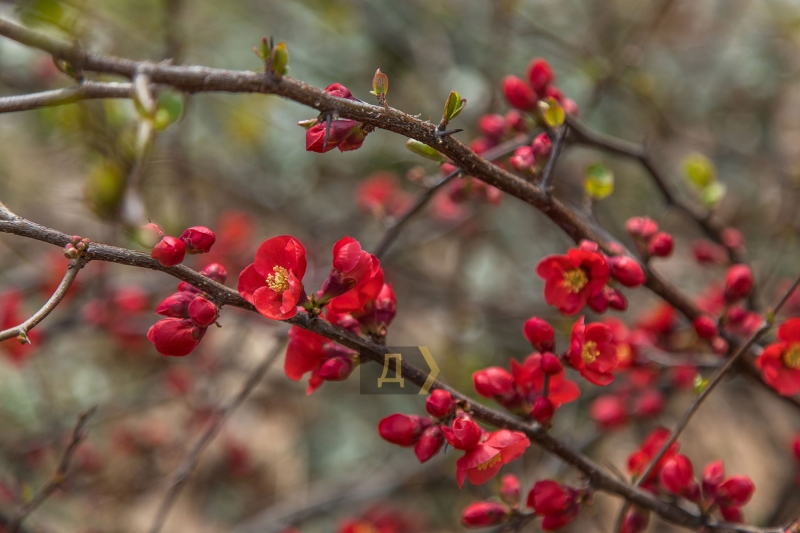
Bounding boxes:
539 124 568 193
7 407 97 533
0 254 89 342
147 337 287 533
0 81 132 113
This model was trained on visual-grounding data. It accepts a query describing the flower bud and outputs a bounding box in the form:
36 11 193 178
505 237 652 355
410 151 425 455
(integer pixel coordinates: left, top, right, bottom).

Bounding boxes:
500 474 521 505
531 397 554 424
590 395 628 431
541 353 563 375
724 265 754 304
532 133 552 158
588 290 609 313
633 389 664 418
502 75 537 111
200 263 228 283
473 367 516 399
625 216 658 240
156 292 195 318
461 501 509 528
620 507 650 533
660 454 694 495
478 114 506 139
717 475 755 507
693 315 718 340
505 110 526 132
318 355 354 381
702 460 725 499
152 236 186 267
377 414 429 447
441 416 482 451
426 389 456 418
63 243 80 259
721 227 745 251
608 289 628 311
523 317 555 352
608 256 646 287
414 425 444 463
578 239 599 253
180 226 215 254
188 296 218 328
648 232 674 257
720 506 743 523
692 240 727 264
372 68 388 97
147 318 203 357
527 58 554 95
510 145 536 173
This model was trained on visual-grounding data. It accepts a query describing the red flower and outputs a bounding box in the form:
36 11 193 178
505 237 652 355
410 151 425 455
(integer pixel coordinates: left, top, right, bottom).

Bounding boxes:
523 316 555 352
442 416 483 451
648 232 674 257
510 145 536 173
238 235 307 320
156 292 195 318
319 237 380 303
478 114 507 139
717 475 755 507
608 255 645 288
660 454 695 496
455 429 530 487
536 249 610 316
526 480 580 530
378 414 429 446
502 75 537 111
590 394 628 431
461 501 509 528
620 507 650 533
724 265 754 304
356 173 411 218
627 427 679 487
510 353 580 408
568 318 619 386
702 460 725 500
757 318 800 396
426 389 456 418
500 474 521 505
147 318 205 357
188 296 218 328
152 236 186 267
473 367 517 400
532 133 552 158
306 119 366 153
180 226 215 254
284 326 327 389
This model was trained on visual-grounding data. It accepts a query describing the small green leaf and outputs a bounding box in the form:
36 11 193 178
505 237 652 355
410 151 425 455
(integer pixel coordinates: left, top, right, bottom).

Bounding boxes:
540 97 565 128
269 42 289 79
693 374 708 395
701 182 726 208
406 139 446 162
584 162 615 200
442 91 467 123
684 153 716 189
372 68 388 97
153 91 184 131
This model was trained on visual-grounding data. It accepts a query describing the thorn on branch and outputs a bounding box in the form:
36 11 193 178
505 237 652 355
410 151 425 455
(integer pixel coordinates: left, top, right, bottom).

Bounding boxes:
434 128 463 138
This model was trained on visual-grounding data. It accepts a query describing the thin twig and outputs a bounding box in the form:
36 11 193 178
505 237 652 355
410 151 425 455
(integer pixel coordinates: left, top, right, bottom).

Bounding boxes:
146 337 287 533
7 407 97 533
0 81 132 113
0 255 89 342
539 124 568 193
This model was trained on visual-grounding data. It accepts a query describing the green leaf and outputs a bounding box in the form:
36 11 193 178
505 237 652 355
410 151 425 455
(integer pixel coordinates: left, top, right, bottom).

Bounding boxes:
693 374 708 395
153 91 184 131
406 139 446 162
540 97 565 128
270 42 289 79
584 162 615 200
442 91 467 123
701 182 726 208
684 153 716 189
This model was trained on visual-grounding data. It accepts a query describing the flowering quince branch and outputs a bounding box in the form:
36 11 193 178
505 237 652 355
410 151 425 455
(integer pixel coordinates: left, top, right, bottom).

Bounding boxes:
0 254 89 343
7 407 96 533
538 124 568 194
147 337 287 533
0 80 134 113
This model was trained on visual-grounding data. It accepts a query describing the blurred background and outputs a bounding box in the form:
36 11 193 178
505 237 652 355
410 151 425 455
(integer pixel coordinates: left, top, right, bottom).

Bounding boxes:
1 0 800 531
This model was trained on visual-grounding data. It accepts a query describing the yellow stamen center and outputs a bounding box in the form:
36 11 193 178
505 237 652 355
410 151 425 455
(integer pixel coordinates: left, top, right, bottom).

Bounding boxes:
582 341 599 365
476 453 503 471
782 343 800 370
563 268 588 293
266 266 290 293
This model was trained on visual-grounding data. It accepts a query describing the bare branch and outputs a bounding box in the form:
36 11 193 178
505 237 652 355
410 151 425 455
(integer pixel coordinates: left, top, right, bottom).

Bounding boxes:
0 255 89 342
0 81 132 114
7 407 97 533
147 338 287 533
539 124 568 193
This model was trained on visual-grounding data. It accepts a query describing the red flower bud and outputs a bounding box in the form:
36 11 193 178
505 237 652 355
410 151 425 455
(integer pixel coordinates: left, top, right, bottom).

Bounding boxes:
473 367 516 399
318 356 354 381
156 292 195 318
188 296 218 328
608 289 628 311
505 110 526 132
588 290 609 313
620 507 650 533
590 395 628 431
721 227 745 251
152 236 186 267
633 389 664 418
523 317 555 352
500 474 521 505
532 133 552 158
414 425 444 463
200 263 228 283
478 114 506 139
461 501 509 528
502 75 537 111
660 454 694 495
720 506 743 523
426 389 456 418
531 397 554 424
441 416 482 451
693 315 719 340
608 256 646 287
578 239 600 253
180 226 215 254
527 58 554 95
625 217 659 240
648 232 674 257
717 475 755 507
702 460 725 499
510 145 536 173
724 265 754 304
147 318 204 357
692 240 727 264
377 414 429 447
541 353 563 375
